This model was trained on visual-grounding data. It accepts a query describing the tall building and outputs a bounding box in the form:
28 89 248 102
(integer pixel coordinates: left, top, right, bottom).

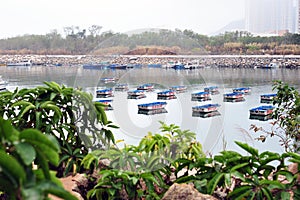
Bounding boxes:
245 0 297 35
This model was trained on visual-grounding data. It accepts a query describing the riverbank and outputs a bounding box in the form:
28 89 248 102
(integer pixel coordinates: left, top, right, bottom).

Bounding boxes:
0 54 299 68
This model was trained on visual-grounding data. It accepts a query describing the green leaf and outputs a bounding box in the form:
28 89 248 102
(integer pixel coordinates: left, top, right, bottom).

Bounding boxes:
261 187 273 200
281 191 291 200
235 141 258 157
20 129 60 152
0 150 26 183
0 118 19 142
207 173 224 194
15 142 36 166
228 185 253 199
230 162 249 172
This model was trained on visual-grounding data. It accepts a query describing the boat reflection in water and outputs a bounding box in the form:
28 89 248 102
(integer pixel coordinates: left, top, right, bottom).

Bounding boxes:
157 95 177 100
191 97 212 102
192 111 221 118
138 108 167 115
223 97 245 103
249 114 273 121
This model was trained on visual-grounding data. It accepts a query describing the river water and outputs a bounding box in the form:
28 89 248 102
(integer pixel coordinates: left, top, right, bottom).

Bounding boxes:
1 65 300 155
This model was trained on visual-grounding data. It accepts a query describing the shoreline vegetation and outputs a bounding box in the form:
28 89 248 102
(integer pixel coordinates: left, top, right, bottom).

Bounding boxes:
0 54 300 68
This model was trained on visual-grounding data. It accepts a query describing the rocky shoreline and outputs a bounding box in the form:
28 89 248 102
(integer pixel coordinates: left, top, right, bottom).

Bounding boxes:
0 54 299 68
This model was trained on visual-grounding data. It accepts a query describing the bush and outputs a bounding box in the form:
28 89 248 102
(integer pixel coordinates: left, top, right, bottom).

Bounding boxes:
0 117 77 199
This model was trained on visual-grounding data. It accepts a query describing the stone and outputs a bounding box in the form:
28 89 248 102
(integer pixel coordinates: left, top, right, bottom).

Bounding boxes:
161 183 218 200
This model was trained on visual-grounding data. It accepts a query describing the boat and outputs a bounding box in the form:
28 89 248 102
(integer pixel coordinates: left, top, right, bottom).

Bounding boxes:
127 90 146 99
108 64 127 70
83 63 109 70
162 62 175 68
204 86 219 95
95 99 113 110
114 83 129 91
7 60 32 67
96 88 113 98
223 92 244 100
260 94 277 103
170 85 187 93
137 102 167 110
126 63 142 68
232 87 251 94
128 90 145 96
258 62 279 69
137 83 154 91
172 63 188 70
192 104 220 113
157 90 176 97
249 105 275 116
192 111 220 118
100 77 118 83
138 108 167 115
191 91 210 98
158 95 177 100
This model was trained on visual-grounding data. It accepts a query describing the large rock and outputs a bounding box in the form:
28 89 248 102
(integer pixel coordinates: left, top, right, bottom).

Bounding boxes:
162 183 218 200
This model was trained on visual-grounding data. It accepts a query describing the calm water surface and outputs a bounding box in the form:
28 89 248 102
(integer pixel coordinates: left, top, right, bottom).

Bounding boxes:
1 65 300 154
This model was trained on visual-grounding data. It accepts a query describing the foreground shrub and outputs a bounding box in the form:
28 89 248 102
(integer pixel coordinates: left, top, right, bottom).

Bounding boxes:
0 82 117 177
175 141 300 199
81 122 205 199
0 117 77 199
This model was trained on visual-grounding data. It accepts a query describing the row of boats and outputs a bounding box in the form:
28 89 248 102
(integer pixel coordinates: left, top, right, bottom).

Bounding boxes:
95 81 277 119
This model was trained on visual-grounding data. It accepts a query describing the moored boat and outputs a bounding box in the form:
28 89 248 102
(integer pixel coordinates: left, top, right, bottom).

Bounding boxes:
108 64 127 70
138 101 167 110
232 87 251 94
96 88 113 98
83 63 109 70
7 60 32 67
204 86 219 95
223 92 244 99
249 105 275 116
137 83 154 91
128 90 145 96
260 94 277 102
191 91 210 98
192 103 220 113
170 85 187 93
114 83 129 91
157 90 176 97
127 90 146 99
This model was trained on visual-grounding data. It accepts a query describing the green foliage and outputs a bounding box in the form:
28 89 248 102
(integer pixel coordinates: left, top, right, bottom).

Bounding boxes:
82 122 205 199
0 81 117 177
0 117 77 199
1 27 300 55
175 141 300 199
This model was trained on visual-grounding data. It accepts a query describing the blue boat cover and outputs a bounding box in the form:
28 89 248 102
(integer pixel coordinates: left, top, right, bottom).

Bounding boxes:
138 102 167 107
193 103 220 109
250 105 275 111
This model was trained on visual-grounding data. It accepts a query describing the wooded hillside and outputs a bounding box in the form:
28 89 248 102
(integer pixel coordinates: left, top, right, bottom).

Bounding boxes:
1 25 300 55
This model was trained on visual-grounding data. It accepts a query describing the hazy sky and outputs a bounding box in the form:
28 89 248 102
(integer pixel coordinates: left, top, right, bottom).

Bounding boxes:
0 0 245 38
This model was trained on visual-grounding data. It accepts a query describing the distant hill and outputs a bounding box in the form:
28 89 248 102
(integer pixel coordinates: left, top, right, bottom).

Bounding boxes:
211 19 245 35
